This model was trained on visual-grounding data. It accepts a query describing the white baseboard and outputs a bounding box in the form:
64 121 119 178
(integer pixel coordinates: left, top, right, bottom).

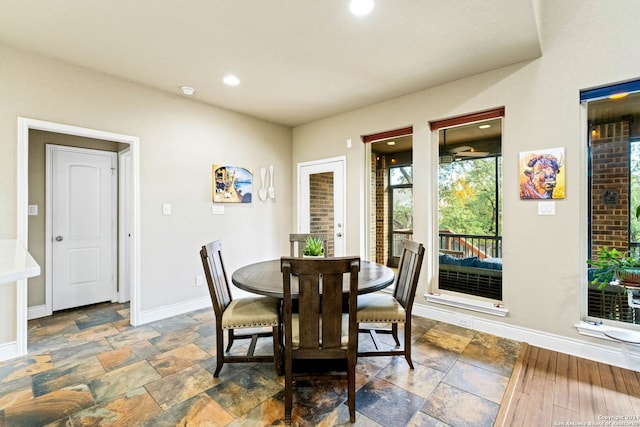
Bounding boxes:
136 296 211 325
412 302 637 371
0 341 18 362
28 304 50 320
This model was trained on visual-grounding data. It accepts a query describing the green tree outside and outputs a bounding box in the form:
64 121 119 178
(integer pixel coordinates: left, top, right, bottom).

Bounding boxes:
438 157 502 236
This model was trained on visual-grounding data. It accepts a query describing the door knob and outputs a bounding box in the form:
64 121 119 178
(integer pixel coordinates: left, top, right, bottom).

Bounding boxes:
55 236 63 242
336 233 343 237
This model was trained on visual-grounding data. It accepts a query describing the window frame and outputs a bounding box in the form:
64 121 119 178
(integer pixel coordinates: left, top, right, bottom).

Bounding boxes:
582 80 640 327
427 108 507 314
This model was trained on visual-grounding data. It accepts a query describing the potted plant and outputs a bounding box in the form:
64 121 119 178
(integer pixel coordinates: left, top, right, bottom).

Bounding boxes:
303 236 325 257
587 206 640 290
587 247 640 290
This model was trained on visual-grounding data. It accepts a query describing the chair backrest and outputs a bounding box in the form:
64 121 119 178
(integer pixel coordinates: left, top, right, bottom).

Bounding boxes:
200 240 233 321
393 240 425 313
281 256 360 358
289 233 327 257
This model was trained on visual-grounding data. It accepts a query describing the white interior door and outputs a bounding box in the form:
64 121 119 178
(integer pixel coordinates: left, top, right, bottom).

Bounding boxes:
50 146 116 311
298 157 346 256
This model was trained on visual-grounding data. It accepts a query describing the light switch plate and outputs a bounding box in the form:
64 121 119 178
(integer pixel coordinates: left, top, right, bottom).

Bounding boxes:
162 203 171 215
538 201 555 215
28 205 38 216
211 204 224 215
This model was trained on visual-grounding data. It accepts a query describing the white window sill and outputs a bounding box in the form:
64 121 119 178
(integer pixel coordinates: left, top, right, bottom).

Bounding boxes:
424 293 509 317
575 320 640 344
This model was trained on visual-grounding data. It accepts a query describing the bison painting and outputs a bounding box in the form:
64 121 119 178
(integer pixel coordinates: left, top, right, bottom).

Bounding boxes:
519 151 564 199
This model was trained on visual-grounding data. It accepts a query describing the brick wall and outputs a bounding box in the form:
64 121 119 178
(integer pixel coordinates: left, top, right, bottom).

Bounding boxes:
309 172 334 256
375 155 388 264
370 153 377 261
590 120 631 255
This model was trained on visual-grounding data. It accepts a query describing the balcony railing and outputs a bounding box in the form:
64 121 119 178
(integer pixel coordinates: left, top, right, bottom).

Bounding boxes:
439 231 502 259
392 229 413 258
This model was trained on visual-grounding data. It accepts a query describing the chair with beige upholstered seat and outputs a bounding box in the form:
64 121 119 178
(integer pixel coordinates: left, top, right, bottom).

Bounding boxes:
357 239 425 368
289 233 327 257
200 240 281 377
281 256 360 424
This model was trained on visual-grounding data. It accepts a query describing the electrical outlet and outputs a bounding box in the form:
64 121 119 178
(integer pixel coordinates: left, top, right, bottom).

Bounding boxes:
195 275 204 287
456 314 473 329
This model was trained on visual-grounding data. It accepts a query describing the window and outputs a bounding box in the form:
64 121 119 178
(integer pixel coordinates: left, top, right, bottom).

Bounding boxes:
431 109 504 301
366 129 413 268
389 165 413 266
584 80 640 324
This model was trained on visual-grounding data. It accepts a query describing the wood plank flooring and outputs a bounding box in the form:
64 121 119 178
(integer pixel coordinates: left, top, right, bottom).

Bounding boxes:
496 344 640 426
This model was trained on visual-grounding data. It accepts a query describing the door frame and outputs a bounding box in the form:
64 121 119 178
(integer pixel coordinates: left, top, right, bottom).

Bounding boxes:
17 117 141 356
45 144 118 313
119 148 132 303
297 156 346 256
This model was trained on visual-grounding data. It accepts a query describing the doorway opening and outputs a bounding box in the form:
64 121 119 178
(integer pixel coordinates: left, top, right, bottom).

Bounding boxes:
297 157 346 257
16 118 140 358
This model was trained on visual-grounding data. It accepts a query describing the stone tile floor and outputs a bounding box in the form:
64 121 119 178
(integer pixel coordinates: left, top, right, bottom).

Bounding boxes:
0 302 521 426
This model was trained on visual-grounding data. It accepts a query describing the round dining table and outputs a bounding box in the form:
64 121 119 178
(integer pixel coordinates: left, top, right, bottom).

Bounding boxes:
231 259 395 298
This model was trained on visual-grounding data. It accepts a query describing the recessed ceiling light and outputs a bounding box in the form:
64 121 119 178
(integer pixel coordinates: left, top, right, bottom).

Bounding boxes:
181 86 195 96
349 0 374 16
387 141 396 146
479 124 491 129
223 75 241 86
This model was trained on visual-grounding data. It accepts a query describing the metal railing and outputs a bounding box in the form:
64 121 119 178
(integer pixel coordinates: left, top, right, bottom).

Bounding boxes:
392 229 413 258
439 232 502 259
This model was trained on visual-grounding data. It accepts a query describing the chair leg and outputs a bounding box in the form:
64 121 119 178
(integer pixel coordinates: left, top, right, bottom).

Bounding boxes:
226 328 235 352
272 325 282 376
284 356 292 425
348 355 356 423
214 327 225 377
391 323 401 347
404 320 414 369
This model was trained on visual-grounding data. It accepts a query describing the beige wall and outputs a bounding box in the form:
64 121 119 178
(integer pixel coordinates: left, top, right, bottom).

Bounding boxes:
292 0 640 351
0 43 292 342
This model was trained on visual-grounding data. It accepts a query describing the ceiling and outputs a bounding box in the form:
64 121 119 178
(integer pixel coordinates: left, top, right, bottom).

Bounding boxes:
0 1 542 127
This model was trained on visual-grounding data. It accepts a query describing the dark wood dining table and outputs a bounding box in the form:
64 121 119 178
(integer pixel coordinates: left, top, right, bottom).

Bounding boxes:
231 259 395 298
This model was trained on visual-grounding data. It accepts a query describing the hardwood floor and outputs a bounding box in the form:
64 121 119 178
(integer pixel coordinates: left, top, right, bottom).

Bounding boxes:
496 343 640 426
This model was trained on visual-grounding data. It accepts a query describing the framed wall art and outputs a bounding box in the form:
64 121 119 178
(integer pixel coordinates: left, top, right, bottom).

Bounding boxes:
519 147 565 199
212 165 253 203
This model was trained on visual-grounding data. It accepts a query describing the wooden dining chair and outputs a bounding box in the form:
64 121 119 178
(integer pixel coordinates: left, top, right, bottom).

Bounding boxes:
289 233 327 257
357 239 425 368
200 240 282 377
280 256 360 424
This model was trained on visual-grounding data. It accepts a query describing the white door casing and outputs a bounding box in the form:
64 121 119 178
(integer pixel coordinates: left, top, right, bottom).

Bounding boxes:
297 156 346 256
16 117 139 359
119 148 132 303
48 145 117 311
